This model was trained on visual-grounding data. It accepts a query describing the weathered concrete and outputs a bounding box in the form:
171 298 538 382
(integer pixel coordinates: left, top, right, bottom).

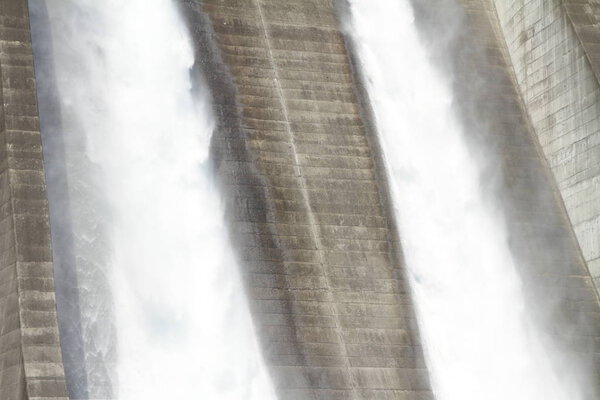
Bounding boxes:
0 0 68 399
492 0 600 294
179 0 433 398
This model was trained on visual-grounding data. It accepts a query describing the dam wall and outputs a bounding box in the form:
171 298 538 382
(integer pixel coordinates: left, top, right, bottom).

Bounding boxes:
0 0 596 398
492 0 600 292
0 0 67 399
179 0 433 398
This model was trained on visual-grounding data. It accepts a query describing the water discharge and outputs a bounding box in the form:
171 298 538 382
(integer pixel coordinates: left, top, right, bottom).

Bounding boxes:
342 1 588 399
30 0 277 399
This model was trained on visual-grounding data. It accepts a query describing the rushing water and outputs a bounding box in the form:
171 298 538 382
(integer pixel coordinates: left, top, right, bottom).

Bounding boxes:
30 0 277 399
342 1 587 399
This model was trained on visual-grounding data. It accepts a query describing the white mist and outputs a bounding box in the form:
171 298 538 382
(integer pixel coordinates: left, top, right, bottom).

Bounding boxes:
342 1 584 399
31 0 277 399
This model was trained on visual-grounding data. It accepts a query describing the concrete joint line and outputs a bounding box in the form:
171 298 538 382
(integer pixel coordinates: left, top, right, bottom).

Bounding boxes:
251 0 360 396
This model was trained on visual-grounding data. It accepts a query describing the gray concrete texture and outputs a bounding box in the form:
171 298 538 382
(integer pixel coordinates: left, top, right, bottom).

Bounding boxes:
179 0 433 398
0 0 68 399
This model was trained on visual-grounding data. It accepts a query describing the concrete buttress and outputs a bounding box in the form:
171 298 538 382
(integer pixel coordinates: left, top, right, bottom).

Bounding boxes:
0 0 68 399
179 0 434 398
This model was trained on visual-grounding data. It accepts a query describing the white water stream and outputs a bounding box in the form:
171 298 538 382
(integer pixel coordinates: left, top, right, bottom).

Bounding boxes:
31 0 277 399
343 1 586 399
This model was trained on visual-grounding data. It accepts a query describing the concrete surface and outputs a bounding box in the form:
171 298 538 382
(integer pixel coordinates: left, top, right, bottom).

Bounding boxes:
0 0 68 399
179 0 433 398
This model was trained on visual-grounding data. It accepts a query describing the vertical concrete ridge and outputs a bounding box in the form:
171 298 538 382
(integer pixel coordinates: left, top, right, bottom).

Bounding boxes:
0 0 68 398
179 0 433 398
251 0 361 397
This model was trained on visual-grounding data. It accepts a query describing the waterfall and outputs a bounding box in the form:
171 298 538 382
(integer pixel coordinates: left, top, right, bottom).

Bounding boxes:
30 0 277 399
341 1 587 399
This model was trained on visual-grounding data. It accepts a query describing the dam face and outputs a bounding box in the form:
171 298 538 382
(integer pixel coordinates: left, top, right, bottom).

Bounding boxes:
0 0 598 399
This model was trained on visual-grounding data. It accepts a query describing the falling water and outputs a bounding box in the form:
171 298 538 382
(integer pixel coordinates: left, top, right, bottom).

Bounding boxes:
30 0 277 399
342 1 587 399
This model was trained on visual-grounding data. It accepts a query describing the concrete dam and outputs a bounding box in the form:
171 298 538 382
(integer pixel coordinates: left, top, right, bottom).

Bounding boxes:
0 0 598 398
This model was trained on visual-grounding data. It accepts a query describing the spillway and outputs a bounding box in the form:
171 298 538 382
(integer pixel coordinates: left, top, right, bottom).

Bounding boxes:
0 0 592 398
342 0 595 399
29 0 276 398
